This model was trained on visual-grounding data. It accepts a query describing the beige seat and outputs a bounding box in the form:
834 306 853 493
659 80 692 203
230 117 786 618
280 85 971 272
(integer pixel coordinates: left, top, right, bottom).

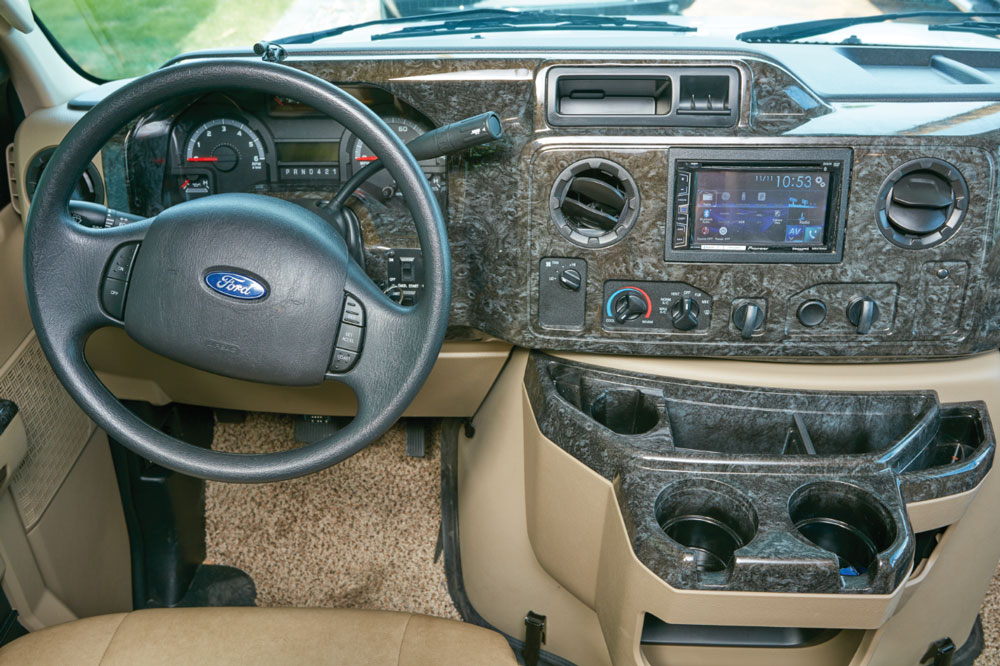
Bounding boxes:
0 607 518 665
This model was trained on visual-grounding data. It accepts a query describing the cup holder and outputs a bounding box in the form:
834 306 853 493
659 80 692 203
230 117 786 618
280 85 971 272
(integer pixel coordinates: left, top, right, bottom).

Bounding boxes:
655 481 758 573
591 389 660 435
789 482 896 578
550 366 662 436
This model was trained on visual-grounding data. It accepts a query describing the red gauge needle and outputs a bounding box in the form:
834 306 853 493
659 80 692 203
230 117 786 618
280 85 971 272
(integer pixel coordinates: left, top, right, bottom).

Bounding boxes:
355 156 378 162
187 156 218 162
180 179 191 189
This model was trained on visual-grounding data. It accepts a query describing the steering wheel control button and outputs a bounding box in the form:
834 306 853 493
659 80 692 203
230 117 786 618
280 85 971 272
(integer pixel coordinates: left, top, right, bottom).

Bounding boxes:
342 295 365 327
107 243 139 280
329 348 359 373
101 277 127 319
335 323 364 352
797 300 828 327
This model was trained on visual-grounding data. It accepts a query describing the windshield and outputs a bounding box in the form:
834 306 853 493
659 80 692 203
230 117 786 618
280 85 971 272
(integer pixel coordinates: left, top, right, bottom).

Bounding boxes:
34 0 996 81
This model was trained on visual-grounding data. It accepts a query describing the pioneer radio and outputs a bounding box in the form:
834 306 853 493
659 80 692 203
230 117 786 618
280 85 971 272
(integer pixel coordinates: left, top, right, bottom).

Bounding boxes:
665 148 852 264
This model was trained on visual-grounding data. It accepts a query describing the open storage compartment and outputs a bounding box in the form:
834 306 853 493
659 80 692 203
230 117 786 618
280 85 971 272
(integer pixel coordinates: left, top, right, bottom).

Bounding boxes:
546 66 740 127
527 352 995 595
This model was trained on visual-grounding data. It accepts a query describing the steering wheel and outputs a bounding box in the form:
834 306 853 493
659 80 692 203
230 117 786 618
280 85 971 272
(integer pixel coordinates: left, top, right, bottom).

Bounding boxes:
23 60 451 482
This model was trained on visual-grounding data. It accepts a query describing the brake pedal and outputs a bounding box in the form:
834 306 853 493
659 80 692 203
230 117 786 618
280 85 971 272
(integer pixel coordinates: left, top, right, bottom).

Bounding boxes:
406 420 426 457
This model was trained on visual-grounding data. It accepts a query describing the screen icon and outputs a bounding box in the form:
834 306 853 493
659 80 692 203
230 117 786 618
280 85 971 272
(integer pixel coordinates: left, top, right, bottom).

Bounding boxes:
805 226 823 241
757 192 766 201
785 225 804 242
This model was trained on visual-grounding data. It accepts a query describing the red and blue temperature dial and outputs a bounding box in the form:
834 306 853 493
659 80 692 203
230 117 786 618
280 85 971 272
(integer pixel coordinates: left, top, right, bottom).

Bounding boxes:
607 286 653 323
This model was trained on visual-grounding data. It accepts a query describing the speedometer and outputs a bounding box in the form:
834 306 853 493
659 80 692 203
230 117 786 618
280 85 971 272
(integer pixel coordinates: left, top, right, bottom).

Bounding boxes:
346 115 442 202
184 119 266 176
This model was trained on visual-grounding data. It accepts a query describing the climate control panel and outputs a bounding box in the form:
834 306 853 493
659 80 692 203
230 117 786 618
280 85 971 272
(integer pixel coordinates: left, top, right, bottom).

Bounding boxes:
602 281 712 332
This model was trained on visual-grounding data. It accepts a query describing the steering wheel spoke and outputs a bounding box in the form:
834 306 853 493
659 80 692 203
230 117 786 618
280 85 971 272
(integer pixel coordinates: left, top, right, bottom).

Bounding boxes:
31 209 152 343
329 261 434 419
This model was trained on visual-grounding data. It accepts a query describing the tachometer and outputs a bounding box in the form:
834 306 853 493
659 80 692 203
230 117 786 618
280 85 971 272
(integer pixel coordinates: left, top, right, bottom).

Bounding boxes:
184 119 266 176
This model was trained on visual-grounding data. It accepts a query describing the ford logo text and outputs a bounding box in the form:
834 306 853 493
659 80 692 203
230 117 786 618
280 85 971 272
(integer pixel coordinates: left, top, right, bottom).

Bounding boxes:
205 271 267 300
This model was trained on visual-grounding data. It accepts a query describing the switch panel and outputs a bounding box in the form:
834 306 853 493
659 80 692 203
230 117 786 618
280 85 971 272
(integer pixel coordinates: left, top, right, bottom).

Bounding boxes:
539 257 588 330
386 248 424 306
602 280 712 332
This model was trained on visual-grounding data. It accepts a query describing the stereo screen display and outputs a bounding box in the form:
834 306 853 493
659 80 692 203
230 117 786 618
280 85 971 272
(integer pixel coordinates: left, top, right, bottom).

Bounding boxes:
690 169 831 248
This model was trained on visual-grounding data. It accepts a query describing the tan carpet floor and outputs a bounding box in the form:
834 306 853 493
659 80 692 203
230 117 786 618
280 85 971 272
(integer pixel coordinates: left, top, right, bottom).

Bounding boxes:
205 413 459 619
977 564 1000 665
206 412 1000 662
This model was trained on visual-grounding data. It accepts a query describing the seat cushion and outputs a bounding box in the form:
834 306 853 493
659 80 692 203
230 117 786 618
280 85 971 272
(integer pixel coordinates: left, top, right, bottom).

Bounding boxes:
0 607 518 665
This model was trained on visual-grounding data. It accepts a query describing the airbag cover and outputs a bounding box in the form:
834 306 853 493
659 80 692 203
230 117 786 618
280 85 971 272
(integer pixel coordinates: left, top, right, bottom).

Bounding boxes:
125 193 346 385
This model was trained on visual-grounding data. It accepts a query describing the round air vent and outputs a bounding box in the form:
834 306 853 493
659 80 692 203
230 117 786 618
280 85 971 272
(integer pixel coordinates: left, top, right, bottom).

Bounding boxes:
875 158 967 249
24 147 104 204
549 158 640 248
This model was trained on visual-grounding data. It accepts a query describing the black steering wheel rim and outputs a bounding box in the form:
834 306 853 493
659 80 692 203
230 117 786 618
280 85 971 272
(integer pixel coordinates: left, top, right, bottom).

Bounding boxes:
24 59 451 482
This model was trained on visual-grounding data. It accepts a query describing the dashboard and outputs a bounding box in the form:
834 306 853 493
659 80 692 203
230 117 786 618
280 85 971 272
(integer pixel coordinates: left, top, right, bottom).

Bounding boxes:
86 50 1000 360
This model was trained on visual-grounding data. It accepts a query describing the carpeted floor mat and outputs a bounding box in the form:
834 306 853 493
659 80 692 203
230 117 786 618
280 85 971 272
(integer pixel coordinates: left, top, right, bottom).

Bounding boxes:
977 563 1000 665
205 413 459 619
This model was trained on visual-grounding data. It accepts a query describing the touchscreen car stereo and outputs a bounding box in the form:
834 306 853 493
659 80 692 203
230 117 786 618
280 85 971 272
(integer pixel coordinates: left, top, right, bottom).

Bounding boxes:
665 148 852 264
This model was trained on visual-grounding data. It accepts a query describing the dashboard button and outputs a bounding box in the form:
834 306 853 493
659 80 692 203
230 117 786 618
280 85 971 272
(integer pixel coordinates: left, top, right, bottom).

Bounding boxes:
101 277 127 319
336 323 364 352
797 300 827 327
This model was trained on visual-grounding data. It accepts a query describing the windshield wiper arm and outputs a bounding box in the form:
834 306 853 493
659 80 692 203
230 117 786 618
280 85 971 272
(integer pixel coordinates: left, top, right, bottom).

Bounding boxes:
271 8 532 44
737 10 1000 43
372 11 694 40
928 19 1000 36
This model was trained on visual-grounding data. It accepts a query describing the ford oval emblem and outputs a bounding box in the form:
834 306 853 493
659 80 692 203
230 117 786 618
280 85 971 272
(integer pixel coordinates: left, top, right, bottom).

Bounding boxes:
205 271 267 300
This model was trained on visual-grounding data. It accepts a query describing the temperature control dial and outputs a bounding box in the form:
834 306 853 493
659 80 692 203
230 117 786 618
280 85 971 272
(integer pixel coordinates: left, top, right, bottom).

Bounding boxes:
607 287 652 324
613 291 649 323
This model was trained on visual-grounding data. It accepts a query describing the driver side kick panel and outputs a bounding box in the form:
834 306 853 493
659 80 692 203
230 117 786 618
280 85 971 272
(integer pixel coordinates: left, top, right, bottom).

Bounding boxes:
457 350 1000 666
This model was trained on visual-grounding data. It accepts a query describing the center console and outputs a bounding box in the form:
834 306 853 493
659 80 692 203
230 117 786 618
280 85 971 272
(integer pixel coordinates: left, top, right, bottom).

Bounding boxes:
530 142 992 358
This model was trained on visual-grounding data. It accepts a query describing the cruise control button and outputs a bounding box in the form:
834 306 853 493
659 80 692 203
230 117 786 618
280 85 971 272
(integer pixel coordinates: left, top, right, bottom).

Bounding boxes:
107 243 138 279
342 295 364 327
101 277 127 319
336 323 364 352
329 348 358 373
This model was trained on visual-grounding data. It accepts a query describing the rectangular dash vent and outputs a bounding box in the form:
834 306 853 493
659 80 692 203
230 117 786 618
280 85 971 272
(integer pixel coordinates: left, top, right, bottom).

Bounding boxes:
547 66 739 128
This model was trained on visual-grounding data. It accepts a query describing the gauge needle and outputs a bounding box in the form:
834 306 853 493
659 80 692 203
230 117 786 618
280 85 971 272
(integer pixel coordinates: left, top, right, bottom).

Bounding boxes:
355 156 378 162
187 157 218 162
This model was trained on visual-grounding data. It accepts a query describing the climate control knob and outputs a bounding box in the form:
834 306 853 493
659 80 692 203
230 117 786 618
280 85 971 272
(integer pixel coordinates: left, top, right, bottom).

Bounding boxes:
612 291 648 323
671 297 700 331
846 297 880 335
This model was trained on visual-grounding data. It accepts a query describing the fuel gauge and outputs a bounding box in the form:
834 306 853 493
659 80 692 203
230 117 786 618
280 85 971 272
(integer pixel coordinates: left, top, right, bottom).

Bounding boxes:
178 174 211 200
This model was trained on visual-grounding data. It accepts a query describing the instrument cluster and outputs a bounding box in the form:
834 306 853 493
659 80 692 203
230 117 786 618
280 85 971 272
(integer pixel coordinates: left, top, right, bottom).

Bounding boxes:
126 87 445 224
